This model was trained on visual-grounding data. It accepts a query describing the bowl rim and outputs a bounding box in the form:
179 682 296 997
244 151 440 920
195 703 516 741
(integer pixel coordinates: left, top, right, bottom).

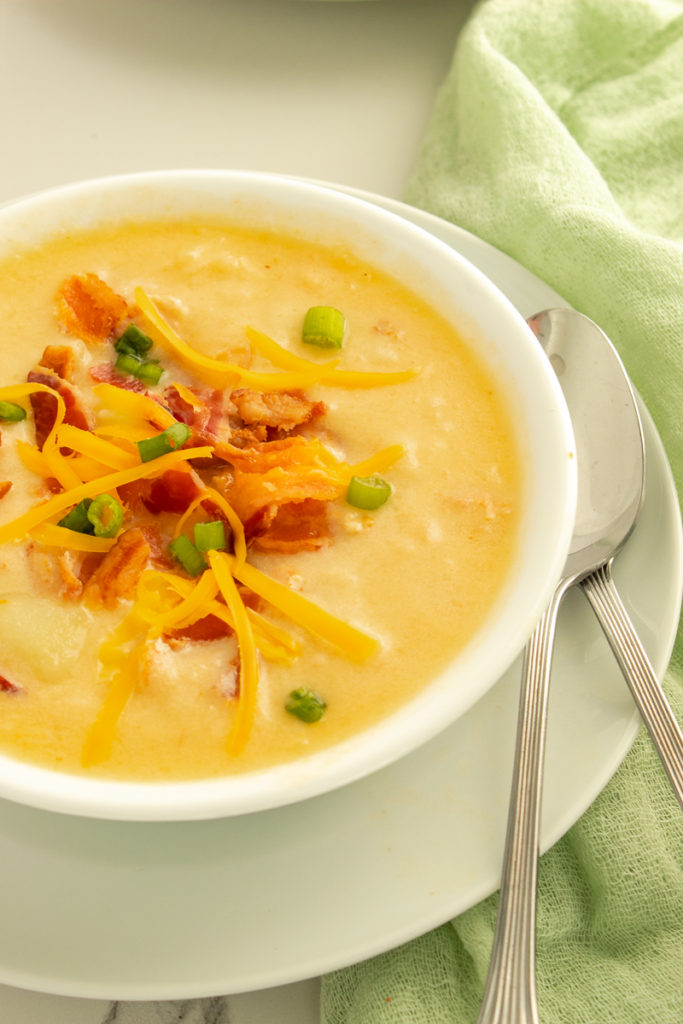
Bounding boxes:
0 169 577 820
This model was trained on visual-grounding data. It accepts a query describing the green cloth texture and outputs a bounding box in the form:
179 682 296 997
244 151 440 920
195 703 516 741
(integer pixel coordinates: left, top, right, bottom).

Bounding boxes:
321 1 683 1022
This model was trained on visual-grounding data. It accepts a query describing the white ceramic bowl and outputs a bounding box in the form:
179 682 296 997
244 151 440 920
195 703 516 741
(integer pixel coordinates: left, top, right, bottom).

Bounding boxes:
0 170 576 820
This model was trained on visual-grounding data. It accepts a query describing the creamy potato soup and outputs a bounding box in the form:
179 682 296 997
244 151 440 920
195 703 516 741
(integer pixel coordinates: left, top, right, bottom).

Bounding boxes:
0 219 521 780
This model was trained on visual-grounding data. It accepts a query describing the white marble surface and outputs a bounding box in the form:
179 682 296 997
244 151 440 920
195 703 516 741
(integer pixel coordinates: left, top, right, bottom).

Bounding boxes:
0 0 475 1020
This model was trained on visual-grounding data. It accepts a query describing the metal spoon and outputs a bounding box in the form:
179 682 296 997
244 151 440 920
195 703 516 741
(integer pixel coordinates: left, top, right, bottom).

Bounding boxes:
476 307 683 1024
539 312 683 807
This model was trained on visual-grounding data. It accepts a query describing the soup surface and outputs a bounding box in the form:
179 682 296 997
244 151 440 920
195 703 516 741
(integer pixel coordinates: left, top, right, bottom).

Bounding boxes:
0 219 521 780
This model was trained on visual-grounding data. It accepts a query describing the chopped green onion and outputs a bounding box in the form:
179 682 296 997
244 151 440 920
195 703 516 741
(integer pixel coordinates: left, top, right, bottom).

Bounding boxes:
58 498 94 534
168 534 207 577
115 324 154 358
193 520 226 552
115 352 143 377
86 493 124 538
136 361 164 385
114 349 164 386
0 401 27 422
301 306 346 349
285 687 327 723
136 422 192 463
346 474 392 510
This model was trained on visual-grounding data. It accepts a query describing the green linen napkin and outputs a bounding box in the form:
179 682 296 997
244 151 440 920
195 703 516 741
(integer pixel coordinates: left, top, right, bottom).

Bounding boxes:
321 1 683 1022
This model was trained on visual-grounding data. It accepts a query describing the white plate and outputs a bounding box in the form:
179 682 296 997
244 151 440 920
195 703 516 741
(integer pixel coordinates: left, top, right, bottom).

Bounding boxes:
0 190 679 1000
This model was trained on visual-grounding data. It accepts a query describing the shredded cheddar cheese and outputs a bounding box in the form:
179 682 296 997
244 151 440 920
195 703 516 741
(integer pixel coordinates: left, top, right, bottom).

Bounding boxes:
29 523 117 553
0 446 213 545
0 272 414 768
232 558 378 661
55 424 138 471
81 609 148 767
208 551 259 756
15 440 52 479
136 287 334 392
245 325 418 388
92 382 176 429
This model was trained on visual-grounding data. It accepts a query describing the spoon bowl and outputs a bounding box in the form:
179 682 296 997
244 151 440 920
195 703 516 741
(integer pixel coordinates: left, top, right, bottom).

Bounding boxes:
527 308 644 573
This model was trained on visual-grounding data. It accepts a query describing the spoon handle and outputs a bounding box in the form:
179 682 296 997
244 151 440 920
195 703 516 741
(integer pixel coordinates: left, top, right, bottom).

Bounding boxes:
476 583 567 1024
581 561 683 810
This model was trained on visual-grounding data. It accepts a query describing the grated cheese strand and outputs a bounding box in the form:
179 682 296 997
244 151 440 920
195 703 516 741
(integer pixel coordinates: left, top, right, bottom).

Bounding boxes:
92 382 176 430
231 558 378 661
56 423 139 471
15 440 52 479
29 523 117 553
158 571 299 663
245 325 418 388
244 325 338 372
81 610 148 766
346 444 406 479
208 551 259 755
136 569 220 634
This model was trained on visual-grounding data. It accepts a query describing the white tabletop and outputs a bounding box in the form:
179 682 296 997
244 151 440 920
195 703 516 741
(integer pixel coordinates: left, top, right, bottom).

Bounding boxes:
0 1 476 1021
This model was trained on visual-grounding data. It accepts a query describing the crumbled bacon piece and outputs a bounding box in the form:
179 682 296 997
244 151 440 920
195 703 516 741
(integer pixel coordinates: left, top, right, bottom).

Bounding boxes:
27 367 92 450
144 467 203 515
0 481 11 500
166 614 232 643
221 436 341 534
78 552 105 585
56 273 133 345
89 363 148 393
137 525 174 569
163 385 231 445
229 424 268 448
219 435 315 472
118 467 203 517
82 528 151 610
231 388 325 435
57 552 85 601
0 675 21 695
39 345 76 382
250 498 330 553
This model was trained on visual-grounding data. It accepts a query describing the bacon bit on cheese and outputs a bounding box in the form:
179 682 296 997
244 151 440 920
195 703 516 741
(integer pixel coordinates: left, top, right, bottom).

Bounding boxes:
39 345 76 382
56 273 133 345
82 528 151 610
167 613 232 643
27 367 92 450
0 481 11 500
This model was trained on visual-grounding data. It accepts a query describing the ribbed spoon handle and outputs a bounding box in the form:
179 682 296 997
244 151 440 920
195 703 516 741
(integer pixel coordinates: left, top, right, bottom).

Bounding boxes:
581 561 683 810
476 583 567 1024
